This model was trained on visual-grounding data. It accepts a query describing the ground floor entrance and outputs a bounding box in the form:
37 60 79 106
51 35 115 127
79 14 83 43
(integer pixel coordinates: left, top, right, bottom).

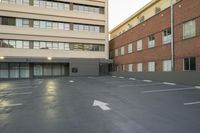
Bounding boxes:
0 63 69 79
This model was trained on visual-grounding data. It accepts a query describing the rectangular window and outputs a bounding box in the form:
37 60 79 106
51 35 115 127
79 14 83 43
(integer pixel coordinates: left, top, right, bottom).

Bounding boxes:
58 23 64 30
23 19 29 27
10 63 20 78
40 21 46 28
64 23 70 30
148 35 155 48
0 63 9 78
115 49 118 57
16 19 23 27
163 28 171 44
33 41 40 49
163 60 172 72
128 43 132 53
137 40 142 51
23 41 29 49
128 64 133 72
184 57 196 71
16 40 23 48
33 20 40 28
46 42 52 49
183 20 196 39
9 40 16 48
148 62 156 72
137 63 143 72
53 22 58 29
46 21 52 29
120 46 125 55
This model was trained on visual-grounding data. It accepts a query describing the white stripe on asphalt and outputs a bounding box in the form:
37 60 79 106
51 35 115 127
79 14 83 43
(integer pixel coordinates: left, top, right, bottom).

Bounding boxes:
184 101 200 106
143 80 152 83
0 92 32 97
0 103 23 108
129 78 136 80
119 77 125 79
0 86 39 90
195 86 200 89
112 76 117 78
69 80 75 83
141 87 196 93
119 83 163 88
163 82 176 86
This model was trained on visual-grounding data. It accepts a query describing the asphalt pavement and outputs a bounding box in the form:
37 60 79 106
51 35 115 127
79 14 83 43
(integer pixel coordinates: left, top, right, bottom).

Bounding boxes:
0 76 200 133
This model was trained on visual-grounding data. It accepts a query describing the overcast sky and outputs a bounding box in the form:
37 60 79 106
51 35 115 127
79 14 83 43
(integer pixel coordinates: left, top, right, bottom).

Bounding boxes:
108 0 151 31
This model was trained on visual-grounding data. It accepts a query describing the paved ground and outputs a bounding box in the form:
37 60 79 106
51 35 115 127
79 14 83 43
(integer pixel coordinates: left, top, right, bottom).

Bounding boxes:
0 76 200 133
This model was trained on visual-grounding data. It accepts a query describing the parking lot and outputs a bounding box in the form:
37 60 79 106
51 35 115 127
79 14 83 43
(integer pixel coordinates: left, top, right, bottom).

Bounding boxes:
0 76 200 133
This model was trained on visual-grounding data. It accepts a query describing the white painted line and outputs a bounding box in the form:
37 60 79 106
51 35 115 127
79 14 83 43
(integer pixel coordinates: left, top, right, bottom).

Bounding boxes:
163 82 176 86
0 103 23 108
195 86 200 89
93 100 111 111
120 83 163 88
129 78 136 80
142 87 196 93
0 92 32 97
143 80 152 83
119 77 125 79
69 80 75 83
184 101 200 106
112 76 117 78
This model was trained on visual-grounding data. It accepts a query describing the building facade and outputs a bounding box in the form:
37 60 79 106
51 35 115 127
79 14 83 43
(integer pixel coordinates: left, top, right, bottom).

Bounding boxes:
109 0 200 73
0 0 111 79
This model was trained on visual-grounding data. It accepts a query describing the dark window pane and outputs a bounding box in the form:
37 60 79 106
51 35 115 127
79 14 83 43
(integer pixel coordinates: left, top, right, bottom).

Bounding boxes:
190 57 196 70
184 58 190 71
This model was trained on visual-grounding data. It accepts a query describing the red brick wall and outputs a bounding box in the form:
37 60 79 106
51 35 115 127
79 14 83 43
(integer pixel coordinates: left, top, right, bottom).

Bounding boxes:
109 0 200 72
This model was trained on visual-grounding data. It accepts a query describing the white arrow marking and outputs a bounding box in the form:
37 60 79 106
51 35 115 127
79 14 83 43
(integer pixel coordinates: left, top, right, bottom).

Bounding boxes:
93 100 111 111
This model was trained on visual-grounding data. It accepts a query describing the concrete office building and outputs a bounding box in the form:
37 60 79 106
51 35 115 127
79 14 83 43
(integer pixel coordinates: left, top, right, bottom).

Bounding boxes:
0 0 111 79
109 0 200 73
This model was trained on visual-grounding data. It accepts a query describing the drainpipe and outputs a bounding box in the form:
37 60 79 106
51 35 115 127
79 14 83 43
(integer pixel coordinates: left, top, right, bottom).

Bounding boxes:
170 0 175 71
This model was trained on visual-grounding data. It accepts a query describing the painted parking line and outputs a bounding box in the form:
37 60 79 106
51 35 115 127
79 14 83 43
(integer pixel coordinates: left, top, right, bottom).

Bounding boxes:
119 76 125 79
129 78 136 80
0 103 23 108
69 80 75 83
0 86 39 90
141 87 196 93
112 76 117 78
119 83 163 88
105 80 139 84
195 86 200 89
0 92 32 97
143 80 152 83
184 101 200 106
162 82 176 86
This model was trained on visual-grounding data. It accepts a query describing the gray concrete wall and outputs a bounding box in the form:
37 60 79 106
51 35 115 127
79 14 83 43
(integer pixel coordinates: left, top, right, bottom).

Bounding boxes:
69 59 100 76
110 72 200 86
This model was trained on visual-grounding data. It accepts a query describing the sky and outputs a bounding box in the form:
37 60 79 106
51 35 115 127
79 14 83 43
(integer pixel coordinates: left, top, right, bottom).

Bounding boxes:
108 0 151 31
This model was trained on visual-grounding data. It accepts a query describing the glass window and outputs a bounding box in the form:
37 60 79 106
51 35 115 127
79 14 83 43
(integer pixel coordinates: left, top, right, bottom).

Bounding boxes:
1 0 9 4
53 22 58 29
22 0 29 5
43 64 52 76
148 61 156 72
128 43 132 53
120 46 125 55
163 60 172 72
64 23 70 30
23 41 29 49
10 63 20 78
34 64 43 76
73 24 79 31
148 35 155 48
94 26 100 33
184 57 196 71
20 63 29 78
0 63 9 78
64 4 69 10
46 21 52 29
2 40 9 48
163 28 171 44
40 41 46 49
10 0 16 4
46 1 52 8
90 26 95 32
33 41 40 49
16 0 23 4
58 3 64 10
53 42 58 49
39 0 45 7
137 63 143 72
34 0 39 7
183 20 196 39
16 40 23 48
137 40 142 51
33 20 40 28
128 64 133 72
52 64 61 76
115 49 118 57
23 19 29 27
59 43 64 50
58 23 64 30
52 2 58 9
46 42 52 49
64 43 70 50
16 19 23 27
9 40 16 48
40 21 46 28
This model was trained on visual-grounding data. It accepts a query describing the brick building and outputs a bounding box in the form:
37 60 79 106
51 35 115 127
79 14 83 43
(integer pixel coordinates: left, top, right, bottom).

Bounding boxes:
109 0 200 73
